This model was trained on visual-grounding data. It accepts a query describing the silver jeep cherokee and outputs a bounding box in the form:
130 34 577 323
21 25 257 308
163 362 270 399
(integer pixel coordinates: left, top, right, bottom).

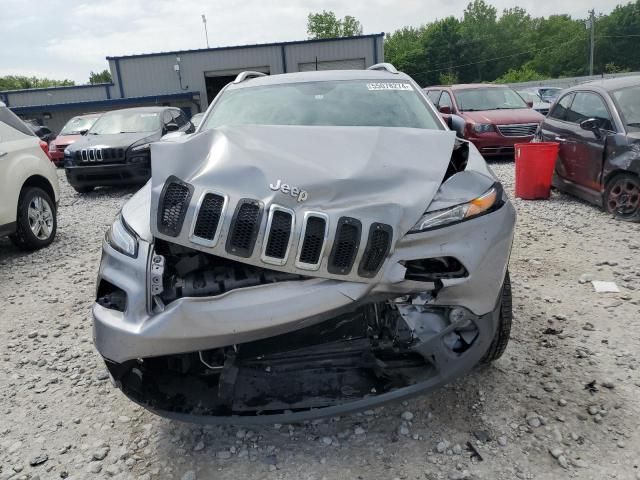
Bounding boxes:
93 64 516 423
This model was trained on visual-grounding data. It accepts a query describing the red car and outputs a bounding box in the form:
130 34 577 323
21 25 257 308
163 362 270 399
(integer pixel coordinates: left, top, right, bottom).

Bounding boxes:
48 113 102 166
424 84 545 157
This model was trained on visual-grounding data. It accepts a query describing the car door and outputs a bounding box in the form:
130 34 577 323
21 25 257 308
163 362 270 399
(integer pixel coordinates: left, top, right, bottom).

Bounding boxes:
540 93 576 181
562 91 614 191
437 90 455 123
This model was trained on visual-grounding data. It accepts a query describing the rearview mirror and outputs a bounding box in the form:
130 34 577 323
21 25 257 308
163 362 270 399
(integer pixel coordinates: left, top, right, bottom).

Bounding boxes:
80 129 89 136
526 101 534 108
580 118 602 138
165 122 179 132
439 105 452 115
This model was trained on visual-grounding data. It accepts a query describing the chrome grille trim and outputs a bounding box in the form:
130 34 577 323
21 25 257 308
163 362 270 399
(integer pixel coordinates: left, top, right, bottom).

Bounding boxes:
295 211 329 271
496 123 538 137
188 190 228 248
261 205 296 266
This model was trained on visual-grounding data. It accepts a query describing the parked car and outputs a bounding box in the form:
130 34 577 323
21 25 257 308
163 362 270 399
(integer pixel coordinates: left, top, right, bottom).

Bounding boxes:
93 65 516 423
425 84 545 157
539 76 640 221
0 102 60 250
49 113 102 166
23 119 56 143
517 89 552 116
190 112 205 128
64 107 194 193
535 87 563 103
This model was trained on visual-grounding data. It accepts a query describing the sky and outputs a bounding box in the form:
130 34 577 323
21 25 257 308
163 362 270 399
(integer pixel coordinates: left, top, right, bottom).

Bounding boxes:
0 0 623 84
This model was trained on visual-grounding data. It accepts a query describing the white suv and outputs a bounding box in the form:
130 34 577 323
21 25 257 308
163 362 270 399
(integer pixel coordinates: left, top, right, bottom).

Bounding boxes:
0 102 60 250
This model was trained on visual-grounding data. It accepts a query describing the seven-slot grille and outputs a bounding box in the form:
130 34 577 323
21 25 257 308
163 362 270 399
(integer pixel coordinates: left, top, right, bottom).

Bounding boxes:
192 193 225 244
496 123 538 137
157 177 193 237
76 147 125 162
226 200 263 258
156 178 394 278
328 217 362 275
358 223 393 277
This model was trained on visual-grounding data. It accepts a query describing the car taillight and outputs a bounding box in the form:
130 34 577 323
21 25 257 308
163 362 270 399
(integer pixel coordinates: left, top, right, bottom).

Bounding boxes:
39 140 52 160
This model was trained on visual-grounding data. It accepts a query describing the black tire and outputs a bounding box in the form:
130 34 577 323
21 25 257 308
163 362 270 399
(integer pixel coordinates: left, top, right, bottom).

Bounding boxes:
9 187 57 251
73 185 95 194
481 270 512 364
604 173 640 222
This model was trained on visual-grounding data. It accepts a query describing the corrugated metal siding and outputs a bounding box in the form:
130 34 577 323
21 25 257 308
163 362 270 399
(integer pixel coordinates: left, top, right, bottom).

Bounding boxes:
284 37 378 74
4 85 115 108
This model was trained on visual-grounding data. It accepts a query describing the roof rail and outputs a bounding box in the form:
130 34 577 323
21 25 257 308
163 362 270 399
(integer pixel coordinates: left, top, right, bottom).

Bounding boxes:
233 71 267 84
367 63 399 74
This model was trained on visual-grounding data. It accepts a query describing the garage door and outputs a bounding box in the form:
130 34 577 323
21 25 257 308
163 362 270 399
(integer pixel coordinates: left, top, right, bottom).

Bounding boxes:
298 58 366 72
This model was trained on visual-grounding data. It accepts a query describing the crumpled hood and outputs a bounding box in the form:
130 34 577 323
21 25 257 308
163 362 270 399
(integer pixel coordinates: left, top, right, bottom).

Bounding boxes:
149 125 456 282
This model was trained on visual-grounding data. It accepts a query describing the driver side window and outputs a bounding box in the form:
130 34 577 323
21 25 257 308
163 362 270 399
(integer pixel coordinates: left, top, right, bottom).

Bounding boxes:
567 92 615 131
439 91 453 109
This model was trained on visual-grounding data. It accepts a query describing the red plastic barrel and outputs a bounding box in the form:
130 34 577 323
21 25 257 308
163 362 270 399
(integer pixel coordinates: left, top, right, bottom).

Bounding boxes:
514 142 560 200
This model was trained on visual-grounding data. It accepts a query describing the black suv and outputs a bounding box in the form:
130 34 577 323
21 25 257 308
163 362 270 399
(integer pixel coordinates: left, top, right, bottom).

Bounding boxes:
64 106 193 193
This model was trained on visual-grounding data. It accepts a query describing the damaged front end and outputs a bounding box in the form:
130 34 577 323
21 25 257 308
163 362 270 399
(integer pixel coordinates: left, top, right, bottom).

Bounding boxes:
93 125 515 423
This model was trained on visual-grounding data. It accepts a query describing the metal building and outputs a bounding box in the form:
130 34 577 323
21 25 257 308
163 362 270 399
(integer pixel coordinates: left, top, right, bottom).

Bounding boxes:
1 34 384 133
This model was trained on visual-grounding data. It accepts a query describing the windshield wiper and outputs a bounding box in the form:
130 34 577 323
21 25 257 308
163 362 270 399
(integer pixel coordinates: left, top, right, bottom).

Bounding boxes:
626 122 640 127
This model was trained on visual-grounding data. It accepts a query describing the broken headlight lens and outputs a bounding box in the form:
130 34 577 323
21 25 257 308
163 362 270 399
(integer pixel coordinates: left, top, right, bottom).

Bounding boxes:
409 184 502 233
105 214 138 258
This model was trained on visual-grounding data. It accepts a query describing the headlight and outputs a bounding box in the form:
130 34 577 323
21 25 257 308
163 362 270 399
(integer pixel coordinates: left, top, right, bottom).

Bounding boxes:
131 143 151 152
409 184 502 233
472 124 495 134
105 214 138 257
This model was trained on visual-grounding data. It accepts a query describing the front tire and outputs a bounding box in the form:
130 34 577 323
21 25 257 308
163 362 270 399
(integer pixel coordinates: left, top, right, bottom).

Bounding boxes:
9 187 57 251
604 173 640 222
481 270 512 364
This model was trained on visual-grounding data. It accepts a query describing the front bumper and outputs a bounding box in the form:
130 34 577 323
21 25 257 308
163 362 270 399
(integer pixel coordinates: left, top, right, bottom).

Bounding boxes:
93 200 515 363
468 133 534 157
65 162 150 188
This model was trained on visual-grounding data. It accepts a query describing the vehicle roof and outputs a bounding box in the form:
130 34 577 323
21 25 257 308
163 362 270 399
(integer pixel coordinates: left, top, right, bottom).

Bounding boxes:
580 75 640 91
227 69 413 90
102 106 175 114
424 84 511 90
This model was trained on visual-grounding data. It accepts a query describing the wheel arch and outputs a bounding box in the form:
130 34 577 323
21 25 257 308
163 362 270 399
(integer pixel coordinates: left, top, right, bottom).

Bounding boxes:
20 175 57 209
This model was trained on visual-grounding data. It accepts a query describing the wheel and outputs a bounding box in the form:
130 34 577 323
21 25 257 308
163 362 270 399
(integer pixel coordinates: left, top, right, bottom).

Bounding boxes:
73 185 95 194
604 173 640 222
481 270 512 364
9 187 57 250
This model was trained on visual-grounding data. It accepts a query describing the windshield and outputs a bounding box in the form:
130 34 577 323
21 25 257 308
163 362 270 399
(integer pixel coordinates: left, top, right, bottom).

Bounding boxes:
60 116 98 135
89 111 160 134
201 80 441 130
612 85 640 131
454 87 528 111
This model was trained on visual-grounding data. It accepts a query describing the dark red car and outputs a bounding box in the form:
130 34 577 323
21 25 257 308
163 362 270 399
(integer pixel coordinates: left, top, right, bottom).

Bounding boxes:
424 84 545 157
48 113 102 166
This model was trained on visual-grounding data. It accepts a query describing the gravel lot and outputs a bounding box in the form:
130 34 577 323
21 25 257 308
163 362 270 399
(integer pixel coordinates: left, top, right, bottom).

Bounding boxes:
1 164 639 480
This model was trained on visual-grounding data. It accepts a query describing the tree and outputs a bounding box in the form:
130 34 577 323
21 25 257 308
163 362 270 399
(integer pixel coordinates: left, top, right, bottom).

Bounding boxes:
89 69 112 84
495 66 545 83
307 10 362 39
0 75 74 91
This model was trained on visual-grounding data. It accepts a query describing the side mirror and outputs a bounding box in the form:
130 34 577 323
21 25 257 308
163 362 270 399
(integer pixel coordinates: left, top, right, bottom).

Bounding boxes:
526 101 534 108
80 129 89 136
580 118 602 137
165 122 179 132
446 114 466 138
439 105 452 115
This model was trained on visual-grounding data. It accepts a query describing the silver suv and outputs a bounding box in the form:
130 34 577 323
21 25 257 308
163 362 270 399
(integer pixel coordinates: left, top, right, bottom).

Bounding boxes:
92 65 516 423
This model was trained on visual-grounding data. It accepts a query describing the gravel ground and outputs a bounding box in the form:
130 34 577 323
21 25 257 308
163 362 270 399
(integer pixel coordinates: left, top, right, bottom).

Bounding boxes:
1 164 639 480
